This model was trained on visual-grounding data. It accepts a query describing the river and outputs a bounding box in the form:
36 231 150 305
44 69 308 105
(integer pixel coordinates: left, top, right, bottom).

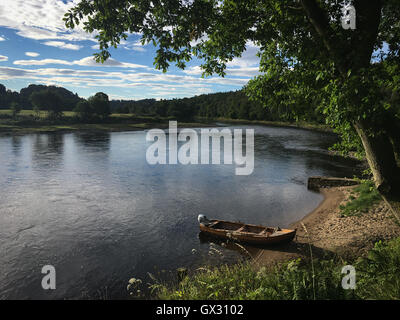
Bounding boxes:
0 124 361 299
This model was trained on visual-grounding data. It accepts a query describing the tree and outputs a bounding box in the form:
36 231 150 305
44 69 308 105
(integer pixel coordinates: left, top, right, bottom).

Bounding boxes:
65 1 400 215
88 92 110 120
167 99 196 121
0 84 19 109
10 102 21 119
30 89 63 119
20 84 81 110
74 100 94 121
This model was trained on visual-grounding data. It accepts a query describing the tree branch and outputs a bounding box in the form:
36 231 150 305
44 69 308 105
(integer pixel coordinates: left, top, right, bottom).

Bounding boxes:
300 0 346 76
352 0 383 69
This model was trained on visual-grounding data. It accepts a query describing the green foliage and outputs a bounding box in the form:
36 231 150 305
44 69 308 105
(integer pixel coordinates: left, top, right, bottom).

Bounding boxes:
339 180 382 217
10 102 21 118
355 237 400 299
19 84 82 110
110 90 321 123
88 92 111 120
152 237 400 300
30 89 64 119
74 100 93 121
154 258 351 300
0 84 19 109
167 99 196 122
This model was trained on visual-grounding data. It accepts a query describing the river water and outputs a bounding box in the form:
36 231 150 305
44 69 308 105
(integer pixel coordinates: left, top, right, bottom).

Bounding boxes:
0 125 361 299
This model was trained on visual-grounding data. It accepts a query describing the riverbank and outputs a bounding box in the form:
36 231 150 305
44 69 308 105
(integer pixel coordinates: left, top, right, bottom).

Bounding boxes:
0 119 216 136
0 110 331 136
254 185 400 267
154 183 400 299
208 117 332 133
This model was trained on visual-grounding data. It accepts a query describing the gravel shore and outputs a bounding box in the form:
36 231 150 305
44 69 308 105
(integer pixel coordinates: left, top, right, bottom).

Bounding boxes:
253 186 400 267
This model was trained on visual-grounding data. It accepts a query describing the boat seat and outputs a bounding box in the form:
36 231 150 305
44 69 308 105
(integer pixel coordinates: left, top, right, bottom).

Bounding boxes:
207 221 219 228
236 225 246 232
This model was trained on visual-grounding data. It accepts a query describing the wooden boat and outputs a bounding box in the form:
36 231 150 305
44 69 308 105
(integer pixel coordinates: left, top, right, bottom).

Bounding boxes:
198 215 296 246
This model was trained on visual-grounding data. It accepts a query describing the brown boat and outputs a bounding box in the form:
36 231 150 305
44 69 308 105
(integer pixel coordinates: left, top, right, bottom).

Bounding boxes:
198 215 296 246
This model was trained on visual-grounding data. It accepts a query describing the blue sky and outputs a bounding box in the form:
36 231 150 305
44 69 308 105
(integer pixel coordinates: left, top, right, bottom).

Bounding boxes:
0 0 260 100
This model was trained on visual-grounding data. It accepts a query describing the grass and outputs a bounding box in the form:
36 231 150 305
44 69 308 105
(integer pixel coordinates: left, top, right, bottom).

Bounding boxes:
0 109 76 118
151 258 350 300
207 117 332 132
339 180 382 217
143 236 400 300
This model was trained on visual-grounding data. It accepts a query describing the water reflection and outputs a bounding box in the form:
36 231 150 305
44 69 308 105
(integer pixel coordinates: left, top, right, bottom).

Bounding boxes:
73 131 110 151
31 134 64 170
11 136 22 157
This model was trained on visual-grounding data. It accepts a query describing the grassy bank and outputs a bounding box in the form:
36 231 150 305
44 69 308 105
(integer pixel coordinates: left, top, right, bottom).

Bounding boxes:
339 180 382 217
0 109 332 135
0 109 215 135
147 236 400 300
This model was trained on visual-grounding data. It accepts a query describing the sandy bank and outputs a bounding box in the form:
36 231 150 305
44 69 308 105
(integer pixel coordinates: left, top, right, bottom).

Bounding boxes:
253 186 400 267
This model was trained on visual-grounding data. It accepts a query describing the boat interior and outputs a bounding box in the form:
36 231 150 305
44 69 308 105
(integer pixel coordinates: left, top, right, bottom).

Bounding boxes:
209 221 276 235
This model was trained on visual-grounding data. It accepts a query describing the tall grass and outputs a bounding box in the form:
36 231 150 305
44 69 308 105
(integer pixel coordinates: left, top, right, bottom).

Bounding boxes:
152 258 352 300
149 237 400 300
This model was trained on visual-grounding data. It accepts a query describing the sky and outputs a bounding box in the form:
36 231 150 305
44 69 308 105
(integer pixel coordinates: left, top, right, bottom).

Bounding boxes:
0 0 261 100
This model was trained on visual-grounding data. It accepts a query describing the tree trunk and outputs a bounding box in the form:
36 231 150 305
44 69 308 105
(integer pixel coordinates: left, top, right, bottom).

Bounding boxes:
354 120 400 221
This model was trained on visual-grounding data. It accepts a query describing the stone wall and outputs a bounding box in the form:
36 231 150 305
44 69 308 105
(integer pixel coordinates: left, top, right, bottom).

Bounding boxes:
307 176 359 191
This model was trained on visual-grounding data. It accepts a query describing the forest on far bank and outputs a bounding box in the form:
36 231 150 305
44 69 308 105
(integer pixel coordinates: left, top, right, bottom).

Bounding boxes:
0 83 324 124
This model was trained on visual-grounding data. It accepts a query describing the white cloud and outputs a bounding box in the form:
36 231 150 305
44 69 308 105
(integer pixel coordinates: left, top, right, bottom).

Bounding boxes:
13 56 151 70
123 40 147 52
182 41 261 78
0 0 94 42
25 52 40 57
0 55 8 62
0 65 248 96
14 58 72 66
74 56 148 69
43 41 83 50
132 47 146 52
227 42 260 68
184 65 260 78
0 36 5 41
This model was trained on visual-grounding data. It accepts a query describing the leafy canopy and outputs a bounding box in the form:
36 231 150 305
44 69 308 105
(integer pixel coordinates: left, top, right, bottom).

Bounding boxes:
65 1 400 142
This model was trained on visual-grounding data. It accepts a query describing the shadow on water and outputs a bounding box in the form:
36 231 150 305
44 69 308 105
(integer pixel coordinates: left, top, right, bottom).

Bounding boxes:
198 231 334 263
198 232 268 259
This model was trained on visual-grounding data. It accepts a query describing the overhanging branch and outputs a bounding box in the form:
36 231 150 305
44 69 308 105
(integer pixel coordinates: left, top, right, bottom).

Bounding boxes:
300 0 346 76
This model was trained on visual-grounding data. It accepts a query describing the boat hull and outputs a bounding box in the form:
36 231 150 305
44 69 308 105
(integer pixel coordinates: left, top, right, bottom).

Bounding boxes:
199 220 296 246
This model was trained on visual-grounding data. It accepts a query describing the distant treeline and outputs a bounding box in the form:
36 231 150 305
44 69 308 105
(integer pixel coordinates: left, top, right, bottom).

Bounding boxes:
0 84 82 111
111 91 324 123
0 83 323 123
